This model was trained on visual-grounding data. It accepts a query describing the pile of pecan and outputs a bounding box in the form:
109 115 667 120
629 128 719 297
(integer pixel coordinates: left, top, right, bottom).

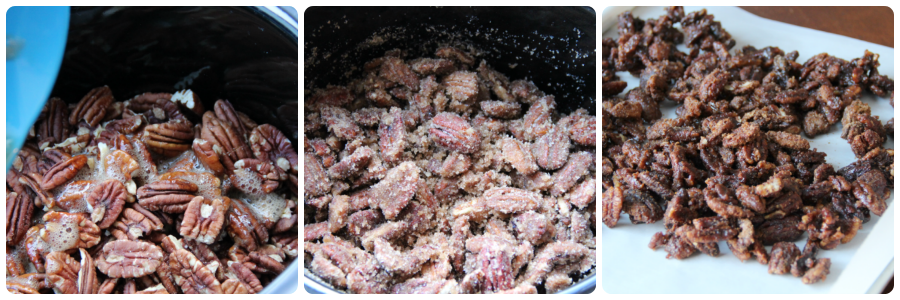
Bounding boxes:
602 7 893 284
7 87 298 294
304 46 596 293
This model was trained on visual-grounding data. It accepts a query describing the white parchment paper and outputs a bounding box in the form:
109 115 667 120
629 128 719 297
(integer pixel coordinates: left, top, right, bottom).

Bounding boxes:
601 6 894 294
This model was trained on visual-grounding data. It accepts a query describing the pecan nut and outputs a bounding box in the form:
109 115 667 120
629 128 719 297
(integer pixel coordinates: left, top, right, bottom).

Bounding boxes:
76 248 98 294
231 159 281 195
429 112 481 153
532 126 571 170
24 212 101 272
180 196 227 244
249 124 298 174
157 171 223 200
70 86 114 126
6 192 34 246
170 249 223 294
214 99 252 138
193 139 226 174
137 178 199 213
96 240 165 278
142 119 194 157
110 204 164 240
87 179 127 229
45 251 79 294
127 92 184 123
201 111 253 172
41 155 88 190
226 199 268 252
36 97 71 146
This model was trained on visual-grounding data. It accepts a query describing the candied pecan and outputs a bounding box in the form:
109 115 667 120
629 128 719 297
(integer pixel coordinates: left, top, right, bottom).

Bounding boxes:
70 86 114 126
96 240 164 278
87 179 127 229
852 170 888 216
304 152 332 197
767 241 800 275
520 241 591 285
327 195 350 233
226 200 268 251
532 126 570 171
370 162 420 220
410 57 457 75
481 101 522 119
308 86 354 107
110 205 164 241
40 155 87 190
564 113 597 146
550 151 593 196
429 112 480 153
380 57 420 90
512 211 553 245
137 178 199 213
566 177 596 209
704 183 754 218
799 206 845 250
378 107 408 163
36 97 71 146
801 258 831 284
193 139 226 174
500 137 538 175
361 221 410 251
479 187 540 214
622 189 662 224
169 249 222 293
522 96 556 141
180 196 226 244
438 152 472 178
676 216 738 244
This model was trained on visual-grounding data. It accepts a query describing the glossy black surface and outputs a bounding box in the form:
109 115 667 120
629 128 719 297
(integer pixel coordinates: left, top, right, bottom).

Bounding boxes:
304 6 596 114
50 6 298 141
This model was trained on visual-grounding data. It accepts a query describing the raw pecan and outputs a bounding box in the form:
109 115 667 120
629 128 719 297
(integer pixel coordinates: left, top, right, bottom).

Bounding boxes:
142 119 194 157
193 139 226 174
248 246 286 274
70 86 114 126
41 155 88 190
171 89 206 117
249 124 298 174
170 249 223 293
500 137 538 175
182 239 226 281
231 158 281 195
201 111 253 172
25 212 101 272
6 192 33 246
532 126 571 170
521 96 556 141
101 149 139 188
76 248 97 294
13 145 41 175
214 99 252 138
226 199 268 251
371 162 420 220
110 205 164 241
38 148 72 175
481 187 541 214
87 179 127 229
137 178 199 213
36 97 71 146
45 251 79 294
17 171 53 208
429 112 480 153
225 260 263 293
127 92 184 123
97 240 164 278
378 107 408 164
180 196 226 244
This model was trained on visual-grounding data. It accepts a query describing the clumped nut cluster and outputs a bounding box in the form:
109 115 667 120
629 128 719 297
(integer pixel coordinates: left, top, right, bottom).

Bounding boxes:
304 46 597 294
602 6 893 284
7 87 298 294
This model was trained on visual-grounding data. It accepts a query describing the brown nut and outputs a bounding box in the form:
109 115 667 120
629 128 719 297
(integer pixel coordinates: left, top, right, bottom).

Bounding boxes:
36 97 71 146
180 196 226 244
45 251 79 294
6 192 33 246
169 249 223 294
96 240 164 278
142 119 194 157
157 171 222 200
110 205 164 241
249 124 298 175
214 99 251 138
193 139 226 174
70 86 114 127
226 199 268 252
429 112 481 153
41 155 88 190
127 92 184 123
201 111 253 173
87 179 127 229
136 178 199 213
231 159 281 195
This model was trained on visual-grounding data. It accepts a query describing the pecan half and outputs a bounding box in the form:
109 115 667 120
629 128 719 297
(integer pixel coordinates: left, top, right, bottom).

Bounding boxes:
110 205 164 240
142 119 194 157
25 212 101 272
201 111 253 172
76 248 97 294
157 171 222 200
429 112 481 153
225 260 263 293
193 139 226 174
41 155 88 190
371 161 420 220
17 171 53 208
36 97 70 146
249 124 298 175
226 199 268 252
87 179 127 229
96 240 164 278
180 196 227 244
45 251 79 294
70 86 114 126
231 159 281 195
171 89 206 117
6 192 33 246
127 93 184 123
532 126 571 170
214 99 252 139
137 178 199 213
170 249 223 294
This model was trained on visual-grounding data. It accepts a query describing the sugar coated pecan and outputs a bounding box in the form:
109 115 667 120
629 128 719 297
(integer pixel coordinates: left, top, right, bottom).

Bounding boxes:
180 196 226 244
429 112 480 153
532 126 571 171
70 86 114 126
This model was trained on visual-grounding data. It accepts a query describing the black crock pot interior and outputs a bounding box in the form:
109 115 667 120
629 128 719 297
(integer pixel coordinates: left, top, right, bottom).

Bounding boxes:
304 6 596 114
49 6 299 143
303 6 596 293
